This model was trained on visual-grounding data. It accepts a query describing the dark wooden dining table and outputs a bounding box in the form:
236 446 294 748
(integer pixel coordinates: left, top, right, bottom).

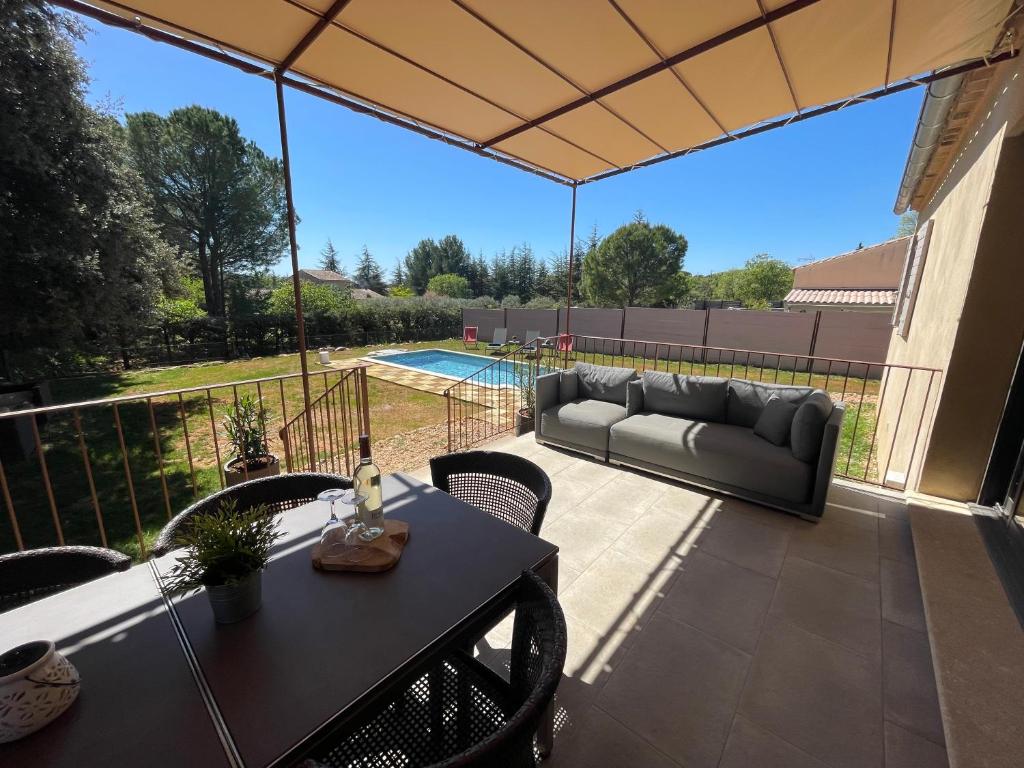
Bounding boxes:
0 472 559 767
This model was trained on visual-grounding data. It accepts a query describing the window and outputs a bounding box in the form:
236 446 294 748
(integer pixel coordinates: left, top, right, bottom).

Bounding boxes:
894 219 933 338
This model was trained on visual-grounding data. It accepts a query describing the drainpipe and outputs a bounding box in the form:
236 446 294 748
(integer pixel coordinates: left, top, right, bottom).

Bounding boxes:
893 72 965 214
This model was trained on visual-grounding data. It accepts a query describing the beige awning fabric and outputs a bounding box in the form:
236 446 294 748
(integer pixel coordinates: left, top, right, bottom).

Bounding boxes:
72 0 1016 183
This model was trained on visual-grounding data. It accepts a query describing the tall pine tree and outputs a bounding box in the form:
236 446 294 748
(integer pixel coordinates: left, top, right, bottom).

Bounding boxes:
319 239 342 274
354 246 387 293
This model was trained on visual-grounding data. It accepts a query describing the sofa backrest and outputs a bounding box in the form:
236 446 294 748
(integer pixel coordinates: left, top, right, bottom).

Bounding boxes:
725 380 817 428
641 371 728 422
574 362 637 405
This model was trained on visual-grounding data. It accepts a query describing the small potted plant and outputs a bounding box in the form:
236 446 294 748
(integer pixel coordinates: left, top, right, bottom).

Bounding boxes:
163 499 282 624
223 393 279 487
514 365 537 436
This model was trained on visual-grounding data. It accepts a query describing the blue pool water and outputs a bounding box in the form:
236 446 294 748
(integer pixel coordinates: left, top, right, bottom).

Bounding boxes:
375 349 547 384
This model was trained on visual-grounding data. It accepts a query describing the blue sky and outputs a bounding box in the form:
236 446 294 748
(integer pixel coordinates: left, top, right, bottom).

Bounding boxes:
73 16 921 278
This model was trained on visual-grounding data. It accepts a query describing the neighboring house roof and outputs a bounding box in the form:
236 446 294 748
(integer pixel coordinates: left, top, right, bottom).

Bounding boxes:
299 269 351 284
785 288 898 306
350 288 384 299
793 236 910 291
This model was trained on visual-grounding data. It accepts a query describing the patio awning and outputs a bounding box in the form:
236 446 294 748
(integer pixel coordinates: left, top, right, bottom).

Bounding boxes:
66 0 1017 185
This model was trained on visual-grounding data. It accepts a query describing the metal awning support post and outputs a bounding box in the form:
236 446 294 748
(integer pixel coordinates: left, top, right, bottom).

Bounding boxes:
274 70 317 471
564 184 577 368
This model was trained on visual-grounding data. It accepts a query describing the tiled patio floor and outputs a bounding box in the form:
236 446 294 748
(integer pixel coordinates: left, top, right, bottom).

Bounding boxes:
413 433 948 768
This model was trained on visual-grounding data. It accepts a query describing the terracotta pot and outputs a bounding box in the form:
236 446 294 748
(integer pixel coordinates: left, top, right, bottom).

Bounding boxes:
224 454 280 487
0 641 80 743
206 571 263 624
515 408 535 436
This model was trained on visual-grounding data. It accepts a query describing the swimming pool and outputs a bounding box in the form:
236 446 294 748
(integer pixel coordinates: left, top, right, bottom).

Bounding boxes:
365 349 548 385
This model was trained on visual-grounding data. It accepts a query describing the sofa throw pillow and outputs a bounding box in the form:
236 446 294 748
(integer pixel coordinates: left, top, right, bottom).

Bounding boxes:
574 362 637 405
726 379 814 428
641 371 728 422
753 395 798 446
790 390 833 463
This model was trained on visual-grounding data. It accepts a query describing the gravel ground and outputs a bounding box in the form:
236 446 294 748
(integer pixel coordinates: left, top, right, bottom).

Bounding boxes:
371 422 450 475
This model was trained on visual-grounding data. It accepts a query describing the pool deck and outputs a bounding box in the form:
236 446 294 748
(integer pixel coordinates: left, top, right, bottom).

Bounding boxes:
326 356 518 428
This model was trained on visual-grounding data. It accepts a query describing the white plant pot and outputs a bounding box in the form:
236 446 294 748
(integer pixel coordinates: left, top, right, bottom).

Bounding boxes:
319 350 331 364
0 641 80 743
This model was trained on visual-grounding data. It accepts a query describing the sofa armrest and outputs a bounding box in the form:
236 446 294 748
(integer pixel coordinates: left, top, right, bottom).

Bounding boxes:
808 402 846 518
535 372 561 440
626 379 644 416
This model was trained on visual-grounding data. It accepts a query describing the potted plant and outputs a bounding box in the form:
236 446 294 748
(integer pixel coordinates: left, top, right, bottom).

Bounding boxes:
223 393 279 487
514 364 537 436
163 499 282 624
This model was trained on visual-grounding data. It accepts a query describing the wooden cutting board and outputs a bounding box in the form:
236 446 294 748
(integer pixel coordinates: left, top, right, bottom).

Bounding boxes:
311 519 409 573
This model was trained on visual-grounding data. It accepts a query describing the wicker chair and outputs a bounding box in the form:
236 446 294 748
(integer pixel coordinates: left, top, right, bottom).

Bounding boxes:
0 546 131 613
151 472 352 556
429 452 552 536
301 570 566 768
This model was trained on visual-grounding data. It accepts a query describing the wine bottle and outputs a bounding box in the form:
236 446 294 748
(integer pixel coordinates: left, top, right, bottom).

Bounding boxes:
352 434 384 540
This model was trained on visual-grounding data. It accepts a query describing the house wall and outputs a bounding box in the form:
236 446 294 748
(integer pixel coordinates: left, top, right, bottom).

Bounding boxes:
877 57 1024 499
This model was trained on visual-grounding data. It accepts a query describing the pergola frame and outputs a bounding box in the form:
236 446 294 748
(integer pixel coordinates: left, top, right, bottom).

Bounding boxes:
52 0 1018 464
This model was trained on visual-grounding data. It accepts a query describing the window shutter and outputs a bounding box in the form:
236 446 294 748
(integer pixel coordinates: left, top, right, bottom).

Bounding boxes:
894 219 933 338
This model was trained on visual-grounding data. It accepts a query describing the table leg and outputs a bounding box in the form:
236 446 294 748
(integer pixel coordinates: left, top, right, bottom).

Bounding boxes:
536 554 559 758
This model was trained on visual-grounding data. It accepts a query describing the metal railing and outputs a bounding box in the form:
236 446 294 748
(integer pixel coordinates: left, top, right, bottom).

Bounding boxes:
0 367 365 558
444 334 943 488
279 365 370 475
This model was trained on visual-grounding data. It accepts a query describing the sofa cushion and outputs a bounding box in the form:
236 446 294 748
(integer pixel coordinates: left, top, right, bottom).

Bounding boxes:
791 390 834 463
609 413 813 503
626 379 644 417
540 398 628 453
559 369 579 404
753 395 798 446
642 371 728 422
575 362 637 406
726 379 815 428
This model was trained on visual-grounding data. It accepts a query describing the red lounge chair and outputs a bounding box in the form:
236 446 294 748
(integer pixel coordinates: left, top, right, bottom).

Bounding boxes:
556 334 574 354
463 326 479 349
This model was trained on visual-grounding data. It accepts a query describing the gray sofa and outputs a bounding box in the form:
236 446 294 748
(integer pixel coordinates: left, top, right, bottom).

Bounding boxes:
535 362 846 521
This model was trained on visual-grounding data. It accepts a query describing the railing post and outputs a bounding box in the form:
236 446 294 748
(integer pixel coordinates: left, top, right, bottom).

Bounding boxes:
446 389 453 453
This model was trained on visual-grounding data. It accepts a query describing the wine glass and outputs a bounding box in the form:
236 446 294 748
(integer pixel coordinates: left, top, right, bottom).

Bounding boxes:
317 488 349 540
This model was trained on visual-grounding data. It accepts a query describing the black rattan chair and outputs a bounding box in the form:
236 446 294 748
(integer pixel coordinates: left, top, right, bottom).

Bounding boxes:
0 545 131 613
429 452 552 536
301 570 566 768
151 472 352 556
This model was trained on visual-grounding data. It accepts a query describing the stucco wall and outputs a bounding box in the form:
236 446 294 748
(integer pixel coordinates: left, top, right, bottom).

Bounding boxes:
793 237 910 289
877 57 1024 499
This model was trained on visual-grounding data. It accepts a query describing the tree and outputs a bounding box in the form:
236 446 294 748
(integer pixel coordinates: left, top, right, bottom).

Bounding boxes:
734 254 793 309
126 106 289 317
427 273 470 298
388 285 415 298
354 246 387 293
896 211 918 237
581 213 687 307
391 259 407 287
403 235 472 294
0 3 169 369
269 282 348 317
319 239 342 273
465 253 492 297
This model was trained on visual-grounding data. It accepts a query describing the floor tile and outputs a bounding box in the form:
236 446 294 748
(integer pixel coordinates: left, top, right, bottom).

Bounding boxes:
882 620 944 746
718 496 802 531
541 512 620 573
598 614 751 768
546 707 681 768
552 455 620 484
739 617 883 768
719 715 829 768
611 506 711 569
884 721 949 768
828 482 882 512
695 511 791 578
880 558 926 632
560 548 679 637
659 550 776 653
824 502 881 531
789 516 880 582
875 495 910 523
769 556 881 657
576 472 667 527
879 517 916 564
